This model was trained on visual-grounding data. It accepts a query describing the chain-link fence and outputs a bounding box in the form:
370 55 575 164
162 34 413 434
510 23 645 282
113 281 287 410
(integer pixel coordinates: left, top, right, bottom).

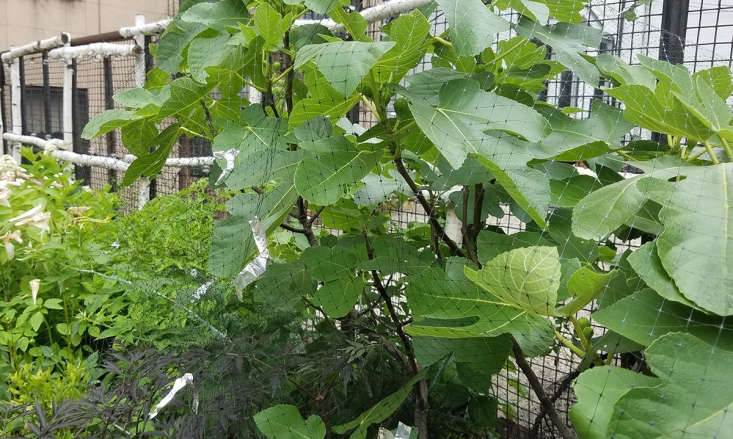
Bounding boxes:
2 1 733 437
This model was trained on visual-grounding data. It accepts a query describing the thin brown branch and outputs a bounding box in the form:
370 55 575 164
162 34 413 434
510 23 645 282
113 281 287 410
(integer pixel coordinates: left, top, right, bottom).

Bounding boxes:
280 223 306 234
530 369 581 437
363 232 429 437
393 156 465 258
512 340 574 439
307 206 326 226
297 197 319 247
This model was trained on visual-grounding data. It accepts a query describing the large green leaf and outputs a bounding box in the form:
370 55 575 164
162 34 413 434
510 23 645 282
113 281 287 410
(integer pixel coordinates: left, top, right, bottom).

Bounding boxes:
592 289 733 350
358 236 433 274
332 372 426 439
294 138 382 205
536 100 633 161
159 77 217 119
436 0 509 56
81 109 140 139
156 19 207 74
209 183 298 278
295 42 395 97
254 3 292 47
570 366 660 439
533 0 587 23
254 405 326 439
372 10 430 84
571 175 648 240
494 0 549 24
305 0 347 14
627 241 699 309
464 246 561 316
640 164 733 315
180 0 250 30
549 175 603 208
594 54 657 88
413 335 511 375
515 18 601 86
290 94 361 128
476 230 553 263
187 30 233 82
610 333 733 438
302 245 366 318
121 124 180 186
253 261 312 312
605 85 713 142
213 116 297 190
406 78 551 226
405 266 555 357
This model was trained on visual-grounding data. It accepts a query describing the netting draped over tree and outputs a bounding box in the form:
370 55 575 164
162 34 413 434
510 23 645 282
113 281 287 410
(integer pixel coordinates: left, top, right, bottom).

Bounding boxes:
2 0 733 438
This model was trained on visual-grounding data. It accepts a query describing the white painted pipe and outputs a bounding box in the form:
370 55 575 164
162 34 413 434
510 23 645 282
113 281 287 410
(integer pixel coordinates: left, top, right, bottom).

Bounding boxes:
9 59 22 162
119 19 172 38
2 133 216 169
133 15 147 88
48 43 141 61
1 33 70 62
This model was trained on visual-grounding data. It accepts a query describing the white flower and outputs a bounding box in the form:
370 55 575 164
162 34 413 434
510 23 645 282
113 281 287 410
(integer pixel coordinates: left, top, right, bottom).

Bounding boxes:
1 230 22 260
68 206 91 215
9 205 51 233
0 186 10 207
29 279 40 305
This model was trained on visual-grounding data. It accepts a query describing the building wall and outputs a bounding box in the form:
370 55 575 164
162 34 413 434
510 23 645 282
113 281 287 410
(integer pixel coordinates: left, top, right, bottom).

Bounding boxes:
0 0 173 49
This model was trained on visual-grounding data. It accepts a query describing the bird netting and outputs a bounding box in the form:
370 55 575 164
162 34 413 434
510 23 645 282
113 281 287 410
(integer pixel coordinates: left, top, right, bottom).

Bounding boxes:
1 1 732 438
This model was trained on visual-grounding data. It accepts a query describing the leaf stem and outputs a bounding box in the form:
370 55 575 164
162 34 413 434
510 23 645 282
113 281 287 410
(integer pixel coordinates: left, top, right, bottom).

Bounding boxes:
271 64 294 84
616 150 634 161
703 141 720 164
361 95 382 122
687 147 708 162
431 36 452 47
554 330 585 357
569 316 591 352
720 136 733 161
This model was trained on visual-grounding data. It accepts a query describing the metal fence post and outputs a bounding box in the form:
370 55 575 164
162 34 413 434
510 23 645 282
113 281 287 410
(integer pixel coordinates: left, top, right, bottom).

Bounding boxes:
652 0 690 144
659 0 690 65
0 61 6 154
103 56 118 189
133 14 151 209
9 56 22 161
42 52 52 136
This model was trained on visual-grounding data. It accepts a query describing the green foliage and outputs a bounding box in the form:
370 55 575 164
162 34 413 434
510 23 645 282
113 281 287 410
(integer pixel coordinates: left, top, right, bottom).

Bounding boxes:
79 0 733 437
0 150 117 402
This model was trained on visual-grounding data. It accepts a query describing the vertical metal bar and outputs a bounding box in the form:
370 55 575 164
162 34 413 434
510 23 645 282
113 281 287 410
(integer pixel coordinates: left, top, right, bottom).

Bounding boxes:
18 57 27 135
103 56 118 189
10 58 22 161
557 70 573 108
71 59 90 183
658 0 689 64
133 14 150 209
63 54 73 146
42 52 52 136
144 32 158 200
0 61 6 154
652 0 690 144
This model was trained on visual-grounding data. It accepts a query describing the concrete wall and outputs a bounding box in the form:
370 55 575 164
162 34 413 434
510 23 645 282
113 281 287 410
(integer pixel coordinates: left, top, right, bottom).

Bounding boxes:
0 0 173 49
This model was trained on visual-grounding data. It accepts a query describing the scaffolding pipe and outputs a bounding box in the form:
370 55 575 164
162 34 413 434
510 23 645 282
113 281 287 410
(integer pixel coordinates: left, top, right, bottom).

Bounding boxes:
1 33 70 63
9 59 22 161
48 43 141 61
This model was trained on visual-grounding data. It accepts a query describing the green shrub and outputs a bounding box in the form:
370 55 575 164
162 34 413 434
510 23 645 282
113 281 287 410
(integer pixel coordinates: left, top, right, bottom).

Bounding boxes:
0 149 117 401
